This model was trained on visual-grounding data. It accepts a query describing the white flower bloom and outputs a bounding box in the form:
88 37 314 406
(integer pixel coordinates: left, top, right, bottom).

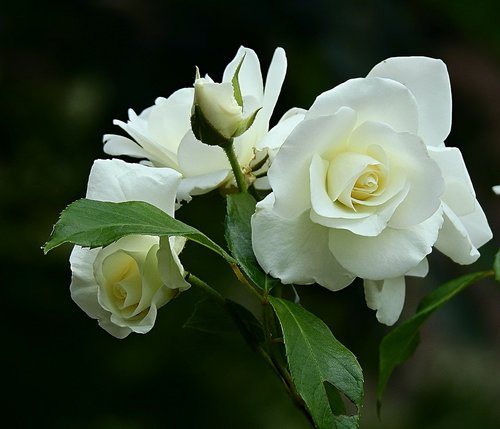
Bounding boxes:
493 185 500 195
252 57 492 325
104 46 296 201
69 159 189 338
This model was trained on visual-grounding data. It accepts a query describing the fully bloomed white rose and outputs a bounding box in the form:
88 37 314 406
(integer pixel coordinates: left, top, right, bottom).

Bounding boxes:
252 57 492 325
69 159 190 338
104 46 295 201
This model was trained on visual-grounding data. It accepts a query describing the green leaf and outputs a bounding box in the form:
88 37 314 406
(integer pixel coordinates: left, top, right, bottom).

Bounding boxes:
377 270 492 410
269 297 363 429
494 249 500 283
43 199 234 263
225 192 280 292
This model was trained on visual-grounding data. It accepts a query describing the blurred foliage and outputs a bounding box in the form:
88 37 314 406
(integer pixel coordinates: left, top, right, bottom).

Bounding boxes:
2 0 499 428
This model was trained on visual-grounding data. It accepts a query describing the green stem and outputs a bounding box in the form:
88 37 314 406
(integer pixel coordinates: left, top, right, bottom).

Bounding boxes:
230 263 264 302
223 141 248 193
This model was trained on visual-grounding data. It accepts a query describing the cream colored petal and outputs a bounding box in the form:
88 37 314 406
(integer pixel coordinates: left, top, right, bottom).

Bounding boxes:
435 203 492 265
364 276 406 326
367 56 452 147
86 159 181 216
269 107 357 219
308 77 419 134
251 194 355 291
428 146 476 216
329 208 443 280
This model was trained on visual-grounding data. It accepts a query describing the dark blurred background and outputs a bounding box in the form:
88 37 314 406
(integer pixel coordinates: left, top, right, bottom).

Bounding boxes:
2 0 499 428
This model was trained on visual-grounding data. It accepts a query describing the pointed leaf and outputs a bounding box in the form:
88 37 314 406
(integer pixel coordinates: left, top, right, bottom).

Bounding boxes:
377 270 492 410
43 199 234 263
269 297 363 429
225 192 280 292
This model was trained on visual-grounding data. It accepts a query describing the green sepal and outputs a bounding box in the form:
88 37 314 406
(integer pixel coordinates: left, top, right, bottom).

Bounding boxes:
231 53 246 107
232 107 262 138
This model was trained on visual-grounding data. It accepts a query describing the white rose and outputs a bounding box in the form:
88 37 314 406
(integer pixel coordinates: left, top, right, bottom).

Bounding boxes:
493 185 500 195
103 47 296 201
252 57 492 325
193 77 243 140
69 159 190 338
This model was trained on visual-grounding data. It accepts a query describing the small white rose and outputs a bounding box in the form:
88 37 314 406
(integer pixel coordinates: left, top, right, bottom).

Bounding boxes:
69 159 189 338
252 56 492 325
193 77 243 140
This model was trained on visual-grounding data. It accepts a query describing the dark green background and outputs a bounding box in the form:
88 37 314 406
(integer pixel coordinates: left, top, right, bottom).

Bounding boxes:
2 1 499 428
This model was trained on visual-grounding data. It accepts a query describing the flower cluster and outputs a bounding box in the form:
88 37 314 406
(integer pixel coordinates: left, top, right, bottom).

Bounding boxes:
69 47 492 337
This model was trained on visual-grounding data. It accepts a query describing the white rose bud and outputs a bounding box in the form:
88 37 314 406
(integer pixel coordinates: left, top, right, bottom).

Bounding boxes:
193 77 243 141
191 58 261 147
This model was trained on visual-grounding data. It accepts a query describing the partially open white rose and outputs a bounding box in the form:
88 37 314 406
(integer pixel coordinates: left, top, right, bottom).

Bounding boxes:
252 57 492 325
103 46 297 201
69 159 189 338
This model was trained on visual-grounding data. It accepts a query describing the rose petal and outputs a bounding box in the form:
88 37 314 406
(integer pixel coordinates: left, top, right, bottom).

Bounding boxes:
177 132 229 177
70 246 108 319
223 47 264 105
349 121 444 228
260 47 287 126
177 170 231 202
256 108 305 154
103 134 150 159
364 276 406 326
367 56 452 147
428 146 476 216
147 88 194 154
86 159 182 216
111 111 179 168
329 207 444 279
406 257 429 278
269 107 357 218
70 246 132 339
308 77 419 134
435 203 492 264
252 194 355 291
